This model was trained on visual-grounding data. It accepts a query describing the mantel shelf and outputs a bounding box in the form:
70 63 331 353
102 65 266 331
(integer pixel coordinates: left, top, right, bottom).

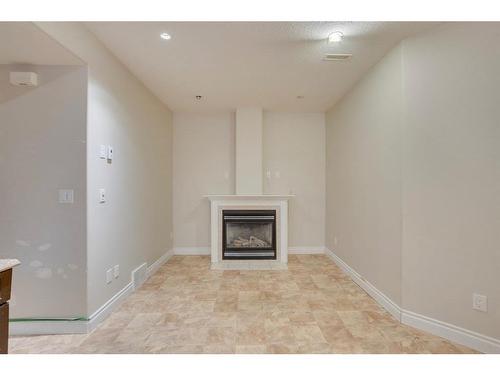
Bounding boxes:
205 194 295 201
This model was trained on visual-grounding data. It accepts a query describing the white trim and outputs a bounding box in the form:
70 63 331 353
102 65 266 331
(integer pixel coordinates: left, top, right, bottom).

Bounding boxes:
401 309 500 354
9 249 174 336
325 247 500 354
205 194 294 200
9 281 135 336
174 247 210 255
9 320 89 336
288 246 325 254
146 249 174 277
86 281 134 332
325 248 401 320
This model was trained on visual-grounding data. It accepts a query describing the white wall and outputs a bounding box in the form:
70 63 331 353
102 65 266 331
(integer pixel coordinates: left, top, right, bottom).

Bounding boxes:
326 22 500 341
325 46 403 304
263 112 326 248
173 111 326 250
401 23 500 340
36 23 174 316
0 64 88 318
235 108 263 195
173 112 235 249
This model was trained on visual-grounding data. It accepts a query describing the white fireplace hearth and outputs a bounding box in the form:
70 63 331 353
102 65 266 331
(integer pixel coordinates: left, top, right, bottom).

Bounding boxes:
205 195 294 270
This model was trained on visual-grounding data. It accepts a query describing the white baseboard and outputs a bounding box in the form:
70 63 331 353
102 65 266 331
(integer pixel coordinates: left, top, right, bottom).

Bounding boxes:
86 281 134 332
9 319 89 336
146 248 174 277
324 248 401 321
325 247 500 354
9 249 173 336
288 246 325 254
401 309 500 354
174 247 210 255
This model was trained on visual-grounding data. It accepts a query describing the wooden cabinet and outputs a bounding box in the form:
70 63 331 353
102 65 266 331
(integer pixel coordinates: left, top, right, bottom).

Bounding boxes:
0 268 12 354
0 302 8 354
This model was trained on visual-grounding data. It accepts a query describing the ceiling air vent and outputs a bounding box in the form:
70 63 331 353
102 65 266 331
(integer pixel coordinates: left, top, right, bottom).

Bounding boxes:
323 53 352 61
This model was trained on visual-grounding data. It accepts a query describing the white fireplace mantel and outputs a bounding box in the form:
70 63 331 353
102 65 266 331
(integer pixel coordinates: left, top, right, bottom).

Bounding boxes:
205 194 295 201
205 194 294 270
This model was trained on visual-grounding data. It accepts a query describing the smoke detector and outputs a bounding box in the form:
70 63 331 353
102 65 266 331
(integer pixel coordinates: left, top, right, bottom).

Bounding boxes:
323 54 352 61
9 72 38 86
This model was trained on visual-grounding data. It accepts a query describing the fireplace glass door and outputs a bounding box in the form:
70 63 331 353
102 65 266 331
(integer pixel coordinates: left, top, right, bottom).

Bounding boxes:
222 210 276 260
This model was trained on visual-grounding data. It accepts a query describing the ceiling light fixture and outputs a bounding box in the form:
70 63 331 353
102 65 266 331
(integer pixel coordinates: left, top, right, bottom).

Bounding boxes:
328 31 344 43
160 32 171 40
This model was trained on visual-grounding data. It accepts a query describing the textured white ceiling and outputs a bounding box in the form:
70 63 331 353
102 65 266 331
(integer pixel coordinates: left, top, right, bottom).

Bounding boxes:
86 22 436 112
0 22 83 66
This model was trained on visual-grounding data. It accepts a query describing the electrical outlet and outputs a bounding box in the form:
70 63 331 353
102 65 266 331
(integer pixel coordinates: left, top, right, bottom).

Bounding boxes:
58 189 74 204
473 293 487 312
113 265 119 279
106 269 113 284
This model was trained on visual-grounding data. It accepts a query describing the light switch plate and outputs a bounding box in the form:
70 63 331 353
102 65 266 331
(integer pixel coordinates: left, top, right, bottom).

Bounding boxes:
99 188 106 203
107 145 114 160
58 189 74 204
99 145 107 159
113 265 119 279
106 269 113 284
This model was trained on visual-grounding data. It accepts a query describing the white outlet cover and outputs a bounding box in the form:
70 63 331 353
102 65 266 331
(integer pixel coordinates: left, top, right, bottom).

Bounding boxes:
58 189 74 204
106 269 113 284
473 293 488 312
113 265 119 278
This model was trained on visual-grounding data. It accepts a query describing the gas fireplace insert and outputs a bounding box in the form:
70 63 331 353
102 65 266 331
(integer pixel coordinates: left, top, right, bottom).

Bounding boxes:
222 209 277 260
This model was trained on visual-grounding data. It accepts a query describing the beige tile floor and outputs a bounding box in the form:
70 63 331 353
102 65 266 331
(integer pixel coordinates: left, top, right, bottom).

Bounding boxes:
8 255 478 354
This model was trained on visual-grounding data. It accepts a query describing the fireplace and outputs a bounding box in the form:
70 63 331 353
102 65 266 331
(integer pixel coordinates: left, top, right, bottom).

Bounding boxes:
222 209 277 260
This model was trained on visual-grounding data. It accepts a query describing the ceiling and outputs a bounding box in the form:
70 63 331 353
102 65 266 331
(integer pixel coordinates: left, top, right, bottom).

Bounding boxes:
0 22 83 66
87 22 437 112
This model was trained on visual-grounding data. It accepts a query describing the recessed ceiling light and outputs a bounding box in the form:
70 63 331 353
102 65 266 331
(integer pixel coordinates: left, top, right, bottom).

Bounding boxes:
328 31 344 43
160 32 171 40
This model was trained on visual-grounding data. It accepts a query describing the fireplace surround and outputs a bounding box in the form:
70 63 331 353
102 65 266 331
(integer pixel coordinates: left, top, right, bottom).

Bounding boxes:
206 194 293 270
